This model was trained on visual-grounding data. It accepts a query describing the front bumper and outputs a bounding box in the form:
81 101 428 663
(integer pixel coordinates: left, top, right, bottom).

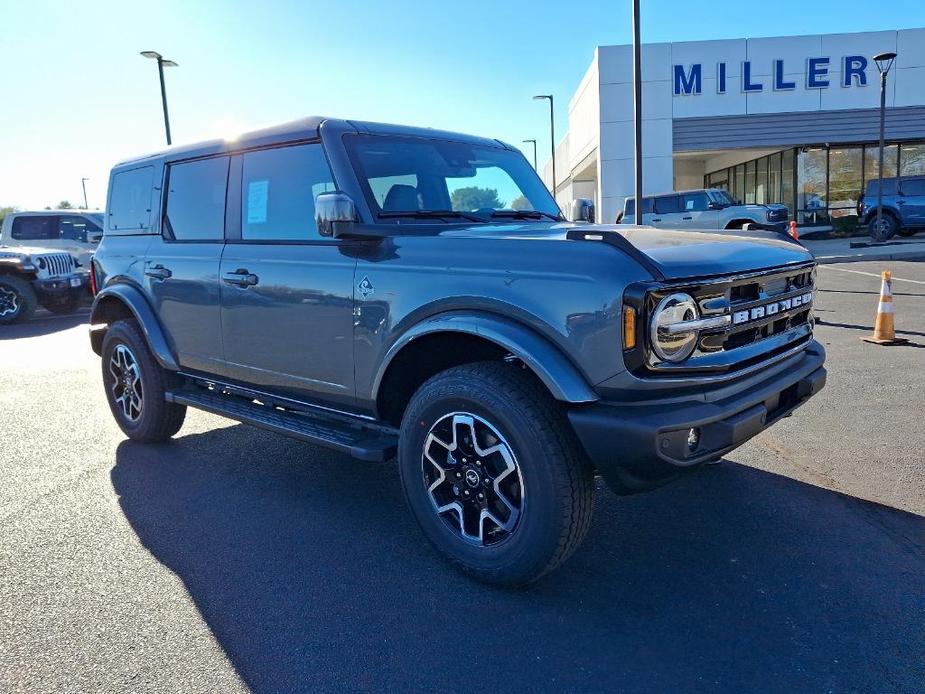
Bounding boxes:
568 341 826 494
33 274 88 294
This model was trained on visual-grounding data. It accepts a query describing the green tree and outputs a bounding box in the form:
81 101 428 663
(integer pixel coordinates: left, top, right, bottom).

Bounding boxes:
56 200 74 209
450 186 503 211
510 195 532 211
0 206 16 228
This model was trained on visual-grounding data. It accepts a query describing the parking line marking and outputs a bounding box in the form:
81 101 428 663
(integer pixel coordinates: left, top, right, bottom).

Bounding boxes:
819 266 925 285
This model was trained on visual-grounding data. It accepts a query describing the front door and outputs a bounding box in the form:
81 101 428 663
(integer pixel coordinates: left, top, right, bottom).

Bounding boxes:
145 156 229 376
679 191 716 229
219 143 357 408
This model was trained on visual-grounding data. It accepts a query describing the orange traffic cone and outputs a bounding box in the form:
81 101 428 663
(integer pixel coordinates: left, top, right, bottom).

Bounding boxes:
789 221 799 240
861 271 908 345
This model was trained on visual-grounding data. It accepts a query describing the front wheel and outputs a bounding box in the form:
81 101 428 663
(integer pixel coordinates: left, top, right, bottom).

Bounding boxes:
398 362 594 586
869 213 899 241
101 319 186 442
0 275 38 324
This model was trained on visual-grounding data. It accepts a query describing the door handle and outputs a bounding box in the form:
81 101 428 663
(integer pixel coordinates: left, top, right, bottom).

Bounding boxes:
144 264 172 280
223 268 259 287
682 216 693 220
651 218 662 222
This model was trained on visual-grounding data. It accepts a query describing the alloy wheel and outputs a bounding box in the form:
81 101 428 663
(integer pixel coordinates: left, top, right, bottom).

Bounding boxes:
422 412 525 546
108 344 143 422
0 285 20 318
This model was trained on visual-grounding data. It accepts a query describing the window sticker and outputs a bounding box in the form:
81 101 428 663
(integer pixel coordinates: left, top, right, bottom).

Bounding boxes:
247 180 269 224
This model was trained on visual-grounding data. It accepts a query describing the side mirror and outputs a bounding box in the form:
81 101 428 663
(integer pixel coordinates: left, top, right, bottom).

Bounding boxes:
707 201 722 210
570 198 595 224
315 191 359 237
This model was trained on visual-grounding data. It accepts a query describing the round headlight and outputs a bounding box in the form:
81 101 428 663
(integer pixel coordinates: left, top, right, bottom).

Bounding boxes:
37 257 46 269
650 292 700 362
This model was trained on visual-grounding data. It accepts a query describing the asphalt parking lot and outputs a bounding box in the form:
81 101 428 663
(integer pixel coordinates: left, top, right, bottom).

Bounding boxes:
1 261 923 693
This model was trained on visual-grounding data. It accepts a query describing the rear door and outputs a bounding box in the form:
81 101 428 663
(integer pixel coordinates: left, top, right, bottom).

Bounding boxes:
899 177 925 226
650 194 684 228
679 191 715 229
143 157 228 376
219 142 357 408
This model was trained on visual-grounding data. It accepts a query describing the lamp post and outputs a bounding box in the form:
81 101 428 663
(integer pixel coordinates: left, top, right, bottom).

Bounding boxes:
522 139 538 171
80 178 89 209
872 50 897 241
533 95 556 198
140 51 178 145
632 0 643 226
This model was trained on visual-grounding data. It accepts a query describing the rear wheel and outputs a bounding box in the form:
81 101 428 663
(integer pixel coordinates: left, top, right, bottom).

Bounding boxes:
101 319 186 442
869 213 899 241
398 362 594 586
0 275 37 324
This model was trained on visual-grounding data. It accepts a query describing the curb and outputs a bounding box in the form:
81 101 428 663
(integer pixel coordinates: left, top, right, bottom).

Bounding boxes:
814 251 925 265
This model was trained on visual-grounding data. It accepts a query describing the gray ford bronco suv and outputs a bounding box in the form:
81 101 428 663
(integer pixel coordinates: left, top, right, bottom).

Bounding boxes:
90 117 826 585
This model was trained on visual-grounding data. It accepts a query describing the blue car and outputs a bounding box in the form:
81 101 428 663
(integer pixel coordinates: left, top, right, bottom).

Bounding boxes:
858 175 925 240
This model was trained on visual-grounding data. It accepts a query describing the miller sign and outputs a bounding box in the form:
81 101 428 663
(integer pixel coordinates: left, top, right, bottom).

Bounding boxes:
673 56 870 96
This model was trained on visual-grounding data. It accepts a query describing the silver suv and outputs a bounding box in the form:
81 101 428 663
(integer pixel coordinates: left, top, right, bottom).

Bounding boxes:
620 188 789 232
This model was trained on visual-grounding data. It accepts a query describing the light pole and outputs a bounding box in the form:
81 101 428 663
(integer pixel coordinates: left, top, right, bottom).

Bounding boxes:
522 139 538 171
632 0 643 226
80 178 89 209
872 50 897 241
533 95 556 198
140 51 178 145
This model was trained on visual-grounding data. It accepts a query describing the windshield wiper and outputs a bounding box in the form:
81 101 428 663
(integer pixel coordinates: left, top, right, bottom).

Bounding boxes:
488 209 563 221
378 209 487 223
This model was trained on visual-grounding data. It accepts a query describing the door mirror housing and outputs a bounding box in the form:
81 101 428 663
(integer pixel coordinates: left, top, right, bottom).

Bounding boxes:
315 191 360 237
707 201 723 210
570 198 595 224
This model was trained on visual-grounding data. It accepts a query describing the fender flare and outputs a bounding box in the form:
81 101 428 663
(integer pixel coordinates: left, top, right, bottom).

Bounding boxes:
372 311 599 404
89 283 179 371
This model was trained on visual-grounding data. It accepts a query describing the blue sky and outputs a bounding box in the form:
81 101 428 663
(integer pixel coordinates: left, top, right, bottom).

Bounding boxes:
2 0 923 209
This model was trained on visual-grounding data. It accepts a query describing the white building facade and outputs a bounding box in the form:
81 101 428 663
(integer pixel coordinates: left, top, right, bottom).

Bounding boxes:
547 29 925 228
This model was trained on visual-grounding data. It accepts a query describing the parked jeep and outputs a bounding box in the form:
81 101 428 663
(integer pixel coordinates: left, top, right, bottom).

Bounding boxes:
0 247 88 323
857 175 925 240
89 117 825 585
620 188 789 232
1 210 104 268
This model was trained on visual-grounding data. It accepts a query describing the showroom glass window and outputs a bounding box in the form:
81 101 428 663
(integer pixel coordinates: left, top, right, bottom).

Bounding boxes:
768 152 782 206
241 144 336 241
863 144 898 185
744 160 756 204
165 157 229 241
781 149 795 215
733 165 745 203
828 147 863 221
900 143 925 176
798 148 828 224
755 156 769 205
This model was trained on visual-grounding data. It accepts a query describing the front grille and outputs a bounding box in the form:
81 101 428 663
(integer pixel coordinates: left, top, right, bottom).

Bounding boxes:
36 253 73 278
640 263 816 375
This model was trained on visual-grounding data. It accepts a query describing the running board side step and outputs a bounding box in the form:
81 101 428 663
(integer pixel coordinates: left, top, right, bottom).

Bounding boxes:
165 388 398 462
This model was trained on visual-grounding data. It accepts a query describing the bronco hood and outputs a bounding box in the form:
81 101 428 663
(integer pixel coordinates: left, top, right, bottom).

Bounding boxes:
584 224 814 279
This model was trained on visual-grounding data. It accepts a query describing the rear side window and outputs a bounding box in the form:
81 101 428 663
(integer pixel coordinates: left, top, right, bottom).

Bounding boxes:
624 198 654 216
654 195 681 214
241 143 335 241
901 178 925 196
109 166 154 230
11 215 56 240
682 192 710 211
59 216 102 242
165 157 229 241
866 178 897 196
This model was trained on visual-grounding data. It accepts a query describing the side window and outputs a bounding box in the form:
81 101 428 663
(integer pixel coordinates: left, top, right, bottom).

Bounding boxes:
10 215 57 240
109 166 154 230
165 157 229 241
682 192 710 212
901 178 925 196
241 143 335 241
654 195 681 214
868 179 897 196
59 216 101 242
624 198 654 216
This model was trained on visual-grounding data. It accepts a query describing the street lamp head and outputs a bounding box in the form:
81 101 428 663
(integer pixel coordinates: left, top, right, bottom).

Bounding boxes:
140 50 162 60
161 59 178 68
873 51 898 75
522 139 536 144
533 94 552 101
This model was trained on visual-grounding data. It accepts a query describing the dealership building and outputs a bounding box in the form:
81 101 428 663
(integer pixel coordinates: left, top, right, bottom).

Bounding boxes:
545 28 925 227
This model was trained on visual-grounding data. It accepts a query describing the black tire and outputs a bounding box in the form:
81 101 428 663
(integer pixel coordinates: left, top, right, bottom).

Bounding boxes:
869 213 899 241
101 319 186 442
398 362 594 586
41 292 82 314
0 274 38 325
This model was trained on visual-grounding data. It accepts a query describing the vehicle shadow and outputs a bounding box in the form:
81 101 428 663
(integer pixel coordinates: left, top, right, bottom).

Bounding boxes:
111 426 924 693
0 308 90 340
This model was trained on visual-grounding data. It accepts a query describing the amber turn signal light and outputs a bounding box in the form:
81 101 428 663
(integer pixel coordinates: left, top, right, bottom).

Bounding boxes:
623 306 637 349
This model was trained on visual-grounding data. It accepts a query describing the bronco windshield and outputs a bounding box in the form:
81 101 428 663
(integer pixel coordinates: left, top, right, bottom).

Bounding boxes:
345 134 563 222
